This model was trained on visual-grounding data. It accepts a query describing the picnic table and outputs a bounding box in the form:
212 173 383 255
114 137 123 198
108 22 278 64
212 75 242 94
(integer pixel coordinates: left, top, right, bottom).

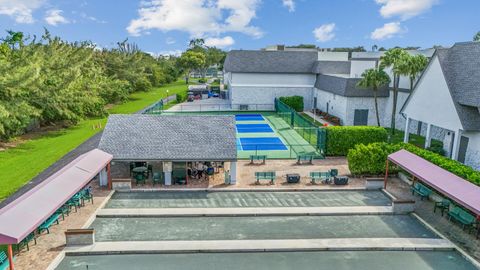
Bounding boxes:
132 166 148 173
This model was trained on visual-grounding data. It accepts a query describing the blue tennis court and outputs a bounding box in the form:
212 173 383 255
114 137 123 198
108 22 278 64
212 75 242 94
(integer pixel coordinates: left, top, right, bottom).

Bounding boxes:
235 114 264 121
239 137 288 150
236 124 273 133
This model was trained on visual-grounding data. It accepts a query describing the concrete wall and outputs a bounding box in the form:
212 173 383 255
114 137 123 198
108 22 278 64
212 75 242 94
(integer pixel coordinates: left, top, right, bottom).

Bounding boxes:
231 73 316 86
317 52 349 61
350 60 376 79
231 86 314 110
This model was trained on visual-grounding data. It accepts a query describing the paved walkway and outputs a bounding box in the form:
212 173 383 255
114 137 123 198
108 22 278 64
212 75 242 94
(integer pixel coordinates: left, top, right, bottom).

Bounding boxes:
97 206 393 217
64 238 455 255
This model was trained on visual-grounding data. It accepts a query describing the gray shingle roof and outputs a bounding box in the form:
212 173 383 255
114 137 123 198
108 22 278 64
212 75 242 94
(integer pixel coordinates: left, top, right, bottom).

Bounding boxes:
311 61 351 75
223 50 318 73
315 74 389 97
437 42 480 131
99 115 237 161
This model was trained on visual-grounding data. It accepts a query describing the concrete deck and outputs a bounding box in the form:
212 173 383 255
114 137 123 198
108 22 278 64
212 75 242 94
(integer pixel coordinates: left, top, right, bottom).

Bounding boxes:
97 206 393 217
64 238 455 255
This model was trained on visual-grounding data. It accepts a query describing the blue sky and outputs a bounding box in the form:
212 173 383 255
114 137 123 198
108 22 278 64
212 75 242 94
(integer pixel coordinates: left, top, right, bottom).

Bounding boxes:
0 0 478 54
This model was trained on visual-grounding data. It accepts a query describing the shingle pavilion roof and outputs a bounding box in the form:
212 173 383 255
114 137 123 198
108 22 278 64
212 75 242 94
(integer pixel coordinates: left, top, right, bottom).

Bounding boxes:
99 114 237 161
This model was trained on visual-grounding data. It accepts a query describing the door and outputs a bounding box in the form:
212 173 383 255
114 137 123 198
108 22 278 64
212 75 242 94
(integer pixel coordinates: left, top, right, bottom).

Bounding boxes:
313 97 317 111
353 109 369 126
458 136 469 164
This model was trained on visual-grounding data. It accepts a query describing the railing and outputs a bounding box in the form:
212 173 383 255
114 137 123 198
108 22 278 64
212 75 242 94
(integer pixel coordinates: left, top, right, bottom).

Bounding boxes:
141 94 177 114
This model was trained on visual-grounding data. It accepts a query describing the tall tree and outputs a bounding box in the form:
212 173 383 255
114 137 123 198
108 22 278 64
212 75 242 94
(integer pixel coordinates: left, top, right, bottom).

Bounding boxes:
380 48 409 135
404 54 428 91
356 68 391 126
178 50 206 84
474 31 480 42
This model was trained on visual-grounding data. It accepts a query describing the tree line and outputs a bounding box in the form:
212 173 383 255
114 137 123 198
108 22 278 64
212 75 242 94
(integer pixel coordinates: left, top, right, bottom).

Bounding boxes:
0 30 181 141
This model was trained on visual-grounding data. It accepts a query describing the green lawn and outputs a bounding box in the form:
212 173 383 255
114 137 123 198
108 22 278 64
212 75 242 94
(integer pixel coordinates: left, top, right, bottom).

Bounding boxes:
0 80 187 201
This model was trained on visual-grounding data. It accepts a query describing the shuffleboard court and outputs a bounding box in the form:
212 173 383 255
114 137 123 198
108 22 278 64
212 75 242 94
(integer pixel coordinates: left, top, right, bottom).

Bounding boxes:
239 137 288 150
236 124 273 133
91 215 437 242
235 114 264 121
105 191 391 208
55 251 478 270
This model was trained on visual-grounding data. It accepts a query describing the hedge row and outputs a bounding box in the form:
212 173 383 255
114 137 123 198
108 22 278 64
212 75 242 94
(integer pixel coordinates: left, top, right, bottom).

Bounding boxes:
347 142 480 185
325 126 388 156
279 96 304 112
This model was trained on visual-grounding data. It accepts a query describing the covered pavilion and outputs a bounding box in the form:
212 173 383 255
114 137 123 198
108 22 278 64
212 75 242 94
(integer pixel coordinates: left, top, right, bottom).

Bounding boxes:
384 149 480 218
0 149 112 270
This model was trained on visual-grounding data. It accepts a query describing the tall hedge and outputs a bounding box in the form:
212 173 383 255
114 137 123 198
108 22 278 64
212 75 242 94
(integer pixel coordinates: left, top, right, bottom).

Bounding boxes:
347 142 480 185
326 126 388 156
279 96 304 112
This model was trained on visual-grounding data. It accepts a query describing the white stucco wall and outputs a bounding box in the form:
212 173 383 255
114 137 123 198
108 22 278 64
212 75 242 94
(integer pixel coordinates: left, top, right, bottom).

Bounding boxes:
402 56 463 131
314 88 348 125
231 86 314 110
230 73 316 87
317 52 349 61
350 60 377 79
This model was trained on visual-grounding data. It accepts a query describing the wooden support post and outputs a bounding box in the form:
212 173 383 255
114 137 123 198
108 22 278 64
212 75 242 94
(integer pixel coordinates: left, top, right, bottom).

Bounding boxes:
384 159 389 189
7 244 14 270
107 163 112 190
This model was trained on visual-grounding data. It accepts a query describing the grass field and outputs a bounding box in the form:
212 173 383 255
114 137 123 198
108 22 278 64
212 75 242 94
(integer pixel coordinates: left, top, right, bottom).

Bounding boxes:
0 80 188 201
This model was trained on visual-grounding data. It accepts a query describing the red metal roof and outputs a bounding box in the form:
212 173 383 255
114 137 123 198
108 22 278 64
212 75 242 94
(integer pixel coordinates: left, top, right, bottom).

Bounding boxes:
388 149 480 216
0 149 112 244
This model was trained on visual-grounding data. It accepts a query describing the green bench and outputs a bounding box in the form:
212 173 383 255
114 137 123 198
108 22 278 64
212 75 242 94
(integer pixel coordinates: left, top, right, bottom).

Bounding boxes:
448 206 476 231
66 194 82 212
15 232 36 253
411 182 432 200
310 172 330 184
56 205 71 220
0 251 10 270
250 155 267 164
255 172 276 185
297 155 314 165
38 213 60 234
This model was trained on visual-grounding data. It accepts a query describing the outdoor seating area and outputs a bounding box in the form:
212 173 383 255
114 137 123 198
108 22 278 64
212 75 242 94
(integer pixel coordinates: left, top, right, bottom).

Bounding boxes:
0 251 9 270
254 168 347 186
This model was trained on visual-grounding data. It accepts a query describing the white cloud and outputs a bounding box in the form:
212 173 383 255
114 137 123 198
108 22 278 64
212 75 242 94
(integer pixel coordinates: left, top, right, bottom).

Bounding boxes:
205 36 235 48
127 0 262 38
80 12 107 24
166 37 176 44
313 23 335 42
282 0 295 12
0 0 45 24
370 22 405 40
375 0 438 20
45 9 69 26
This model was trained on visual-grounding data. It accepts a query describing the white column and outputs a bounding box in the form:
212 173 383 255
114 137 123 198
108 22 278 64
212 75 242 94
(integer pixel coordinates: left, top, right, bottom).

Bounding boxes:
99 168 108 186
163 161 172 185
403 117 411 143
229 161 237 185
424 123 432 148
451 130 462 161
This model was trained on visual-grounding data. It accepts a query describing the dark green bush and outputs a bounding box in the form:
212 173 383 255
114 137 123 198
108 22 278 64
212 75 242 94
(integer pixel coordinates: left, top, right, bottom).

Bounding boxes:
347 142 480 185
279 96 304 112
326 126 388 156
176 93 186 103
198 78 207 83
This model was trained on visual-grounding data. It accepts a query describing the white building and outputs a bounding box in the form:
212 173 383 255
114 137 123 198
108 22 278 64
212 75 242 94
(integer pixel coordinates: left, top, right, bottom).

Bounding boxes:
401 42 480 170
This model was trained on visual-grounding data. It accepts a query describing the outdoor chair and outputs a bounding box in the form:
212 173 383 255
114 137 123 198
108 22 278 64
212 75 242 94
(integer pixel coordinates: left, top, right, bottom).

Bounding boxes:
55 205 71 220
135 173 146 185
37 213 61 234
153 172 163 186
434 199 451 216
329 169 338 178
80 188 93 205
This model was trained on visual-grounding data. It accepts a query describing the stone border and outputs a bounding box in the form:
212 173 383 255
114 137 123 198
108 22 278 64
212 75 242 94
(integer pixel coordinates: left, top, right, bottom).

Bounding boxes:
116 187 371 193
412 213 480 269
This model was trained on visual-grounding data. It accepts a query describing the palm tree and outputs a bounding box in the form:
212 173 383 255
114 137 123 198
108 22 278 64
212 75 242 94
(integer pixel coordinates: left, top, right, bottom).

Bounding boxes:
405 54 428 91
380 48 409 135
474 31 480 42
357 68 391 126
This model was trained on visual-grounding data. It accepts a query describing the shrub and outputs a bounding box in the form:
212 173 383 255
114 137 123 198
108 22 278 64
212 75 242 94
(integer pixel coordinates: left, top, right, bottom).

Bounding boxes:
326 126 388 156
198 78 207 83
279 96 304 112
176 93 186 103
347 142 480 185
